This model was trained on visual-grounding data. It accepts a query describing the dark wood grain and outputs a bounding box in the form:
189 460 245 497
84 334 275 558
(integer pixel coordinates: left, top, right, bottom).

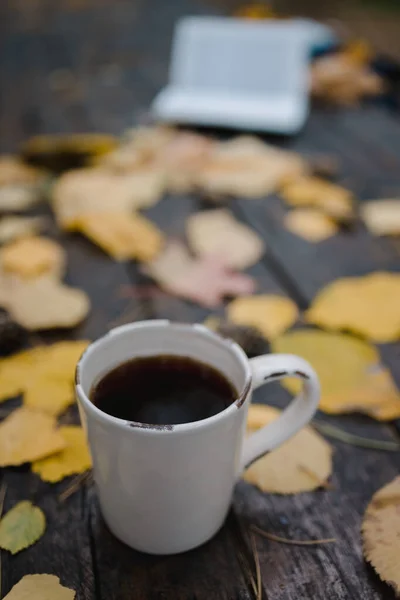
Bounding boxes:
1 1 400 599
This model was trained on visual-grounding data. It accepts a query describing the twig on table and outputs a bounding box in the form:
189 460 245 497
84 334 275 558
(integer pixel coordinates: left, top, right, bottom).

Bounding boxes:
313 420 400 451
236 547 258 599
251 524 336 546
250 530 262 600
59 470 92 503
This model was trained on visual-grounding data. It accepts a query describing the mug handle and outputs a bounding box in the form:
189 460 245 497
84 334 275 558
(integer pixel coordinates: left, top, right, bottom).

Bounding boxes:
240 353 320 472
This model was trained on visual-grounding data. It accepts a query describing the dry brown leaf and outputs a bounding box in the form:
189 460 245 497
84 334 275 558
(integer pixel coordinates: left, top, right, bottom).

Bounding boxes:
75 211 164 262
284 208 337 242
281 176 354 221
99 127 212 194
311 52 384 106
52 167 165 229
305 272 400 342
186 209 264 269
32 426 92 482
0 274 90 330
156 130 213 193
195 136 306 198
244 404 332 493
227 294 298 339
3 574 75 600
272 329 400 420
362 476 400 595
361 199 400 236
1 237 65 279
0 407 66 466
21 133 118 171
144 240 256 307
0 217 47 245
322 367 400 421
98 126 175 172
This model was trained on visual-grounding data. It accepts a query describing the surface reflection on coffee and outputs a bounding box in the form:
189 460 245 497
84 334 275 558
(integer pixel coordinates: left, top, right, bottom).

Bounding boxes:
90 355 237 425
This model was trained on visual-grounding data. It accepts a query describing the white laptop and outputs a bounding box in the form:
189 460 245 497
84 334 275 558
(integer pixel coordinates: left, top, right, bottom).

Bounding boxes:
152 17 333 134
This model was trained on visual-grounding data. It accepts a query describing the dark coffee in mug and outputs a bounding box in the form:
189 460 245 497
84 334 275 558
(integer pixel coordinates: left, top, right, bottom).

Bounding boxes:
90 355 237 425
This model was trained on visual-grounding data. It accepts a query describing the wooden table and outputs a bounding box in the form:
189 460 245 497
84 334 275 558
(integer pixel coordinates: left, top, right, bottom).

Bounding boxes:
1 2 400 599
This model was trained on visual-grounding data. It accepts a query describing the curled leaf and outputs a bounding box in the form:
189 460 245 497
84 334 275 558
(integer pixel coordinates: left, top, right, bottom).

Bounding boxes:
22 132 118 172
0 501 45 554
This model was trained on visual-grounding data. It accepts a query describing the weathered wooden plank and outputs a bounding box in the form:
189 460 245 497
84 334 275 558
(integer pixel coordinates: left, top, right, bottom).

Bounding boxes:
1 3 400 600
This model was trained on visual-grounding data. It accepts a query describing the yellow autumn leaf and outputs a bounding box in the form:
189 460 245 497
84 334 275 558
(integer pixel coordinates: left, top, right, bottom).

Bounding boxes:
284 208 337 242
3 574 75 600
75 211 164 262
32 426 92 483
281 176 353 221
227 294 298 339
0 341 88 411
0 501 45 554
305 273 400 342
0 408 66 467
0 348 46 403
361 199 400 236
34 341 89 381
362 476 400 596
244 404 332 493
322 368 400 421
1 236 65 279
272 330 400 420
24 378 74 417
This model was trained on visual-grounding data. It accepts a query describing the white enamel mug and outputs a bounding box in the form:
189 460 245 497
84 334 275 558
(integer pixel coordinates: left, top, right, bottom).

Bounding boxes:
76 320 320 555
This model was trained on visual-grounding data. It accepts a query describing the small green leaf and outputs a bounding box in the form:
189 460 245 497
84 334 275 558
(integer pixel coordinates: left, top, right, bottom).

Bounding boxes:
0 500 45 554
